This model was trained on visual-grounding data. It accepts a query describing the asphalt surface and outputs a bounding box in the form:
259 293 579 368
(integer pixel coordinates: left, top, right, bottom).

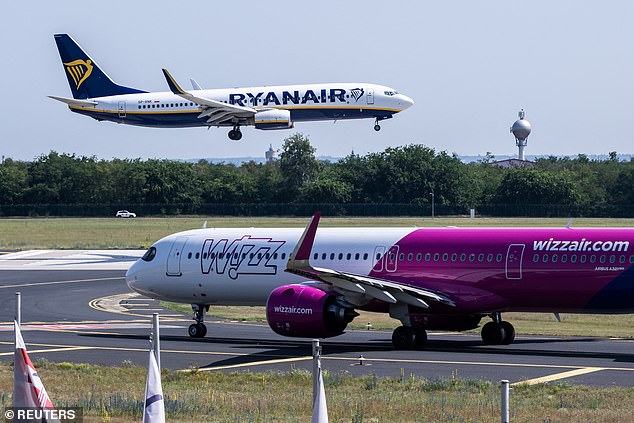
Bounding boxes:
2 256 634 387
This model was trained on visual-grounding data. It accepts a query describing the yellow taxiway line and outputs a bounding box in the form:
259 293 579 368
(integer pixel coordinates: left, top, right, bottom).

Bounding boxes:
511 367 605 386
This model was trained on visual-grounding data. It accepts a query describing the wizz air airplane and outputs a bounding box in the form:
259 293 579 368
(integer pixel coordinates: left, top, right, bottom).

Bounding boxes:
50 34 413 140
126 214 634 349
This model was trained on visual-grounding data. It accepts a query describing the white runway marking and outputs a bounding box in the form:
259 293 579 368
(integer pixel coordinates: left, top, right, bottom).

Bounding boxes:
0 249 144 270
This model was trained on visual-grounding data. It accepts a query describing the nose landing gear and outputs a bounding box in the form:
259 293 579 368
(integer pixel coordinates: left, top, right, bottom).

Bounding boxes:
188 304 208 338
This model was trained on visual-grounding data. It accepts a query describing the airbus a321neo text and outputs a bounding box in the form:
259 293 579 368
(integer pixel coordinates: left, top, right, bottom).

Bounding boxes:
50 34 413 141
126 213 634 349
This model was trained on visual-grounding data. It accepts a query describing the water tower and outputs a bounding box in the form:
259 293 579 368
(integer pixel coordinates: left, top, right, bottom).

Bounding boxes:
510 109 531 160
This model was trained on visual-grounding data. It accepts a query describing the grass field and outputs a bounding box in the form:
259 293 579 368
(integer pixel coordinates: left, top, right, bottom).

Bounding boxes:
0 215 633 250
2 361 634 422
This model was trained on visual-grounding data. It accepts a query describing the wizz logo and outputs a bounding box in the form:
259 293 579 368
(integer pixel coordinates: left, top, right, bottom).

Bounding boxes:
64 59 93 90
350 88 365 102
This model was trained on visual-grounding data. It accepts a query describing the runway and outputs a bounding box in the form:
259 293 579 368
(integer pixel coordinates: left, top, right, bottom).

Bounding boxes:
2 251 634 387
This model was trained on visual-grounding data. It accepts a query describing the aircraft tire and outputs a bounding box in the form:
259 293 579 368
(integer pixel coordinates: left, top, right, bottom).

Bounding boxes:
481 321 505 345
501 321 515 345
413 327 428 349
188 323 206 338
392 326 415 349
374 124 381 131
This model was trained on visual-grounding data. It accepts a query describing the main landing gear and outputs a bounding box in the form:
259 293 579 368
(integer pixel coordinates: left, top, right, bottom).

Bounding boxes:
480 312 515 345
228 125 242 141
188 304 209 338
392 326 428 350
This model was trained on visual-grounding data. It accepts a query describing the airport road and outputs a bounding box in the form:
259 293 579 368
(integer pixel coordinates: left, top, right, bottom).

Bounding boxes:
2 253 634 387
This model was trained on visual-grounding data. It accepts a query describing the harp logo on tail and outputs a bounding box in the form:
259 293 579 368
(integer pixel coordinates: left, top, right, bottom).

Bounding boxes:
64 59 93 90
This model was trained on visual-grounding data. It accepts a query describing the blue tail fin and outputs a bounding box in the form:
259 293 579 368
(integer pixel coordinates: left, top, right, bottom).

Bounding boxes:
54 34 146 99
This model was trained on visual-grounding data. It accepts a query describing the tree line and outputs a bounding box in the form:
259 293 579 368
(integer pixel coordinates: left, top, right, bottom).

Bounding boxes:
0 134 632 217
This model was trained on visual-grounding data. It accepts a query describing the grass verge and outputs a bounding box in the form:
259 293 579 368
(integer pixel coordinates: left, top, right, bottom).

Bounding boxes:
2 361 634 422
1 216 633 250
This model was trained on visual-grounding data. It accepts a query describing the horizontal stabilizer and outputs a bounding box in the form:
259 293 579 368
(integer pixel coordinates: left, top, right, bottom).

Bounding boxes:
48 95 98 107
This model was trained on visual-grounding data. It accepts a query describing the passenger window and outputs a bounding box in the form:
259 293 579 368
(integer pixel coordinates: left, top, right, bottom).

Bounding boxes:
570 254 577 263
630 255 634 263
469 253 475 262
619 255 626 264
330 253 335 260
399 253 404 261
195 252 200 259
281 253 286 260
416 253 422 261
599 255 606 264
313 253 318 260
460 253 466 262
496 254 503 262
408 253 413 261
451 253 457 262
338 253 343 260
561 255 567 263
274 253 278 259
610 255 616 264
580 255 587 263
363 253 368 260
443 253 449 261
477 253 484 262
533 254 539 262
487 253 493 262
355 253 360 260
425 253 431 261
322 253 327 260
542 254 548 263
590 255 596 263
265 253 270 259
346 253 351 260
552 254 558 263
434 253 439 261
376 253 381 260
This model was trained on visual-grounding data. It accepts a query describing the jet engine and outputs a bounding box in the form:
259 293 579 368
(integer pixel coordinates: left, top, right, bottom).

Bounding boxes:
266 284 357 338
254 109 293 130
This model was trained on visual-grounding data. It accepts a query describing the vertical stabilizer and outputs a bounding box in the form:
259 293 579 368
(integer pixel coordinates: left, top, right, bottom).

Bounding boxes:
54 34 146 99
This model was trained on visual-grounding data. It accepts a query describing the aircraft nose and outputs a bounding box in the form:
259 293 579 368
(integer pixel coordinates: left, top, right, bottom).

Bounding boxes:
398 94 414 109
125 260 143 293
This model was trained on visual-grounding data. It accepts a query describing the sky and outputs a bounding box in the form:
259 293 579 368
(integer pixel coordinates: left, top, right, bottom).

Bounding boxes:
1 1 633 161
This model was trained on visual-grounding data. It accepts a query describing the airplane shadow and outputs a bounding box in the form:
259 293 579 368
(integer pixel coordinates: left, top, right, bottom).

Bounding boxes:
79 331 634 370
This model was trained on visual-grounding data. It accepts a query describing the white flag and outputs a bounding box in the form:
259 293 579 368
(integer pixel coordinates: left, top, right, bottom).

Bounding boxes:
311 367 328 423
143 349 165 423
14 321 55 411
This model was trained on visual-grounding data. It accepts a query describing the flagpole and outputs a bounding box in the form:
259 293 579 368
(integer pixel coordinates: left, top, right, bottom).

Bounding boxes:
15 292 21 327
152 313 160 371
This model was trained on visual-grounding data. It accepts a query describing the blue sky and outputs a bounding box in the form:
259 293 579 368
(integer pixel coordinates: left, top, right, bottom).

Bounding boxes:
2 1 632 161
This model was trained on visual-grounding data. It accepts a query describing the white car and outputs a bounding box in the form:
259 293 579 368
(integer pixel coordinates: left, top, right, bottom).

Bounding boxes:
115 210 137 218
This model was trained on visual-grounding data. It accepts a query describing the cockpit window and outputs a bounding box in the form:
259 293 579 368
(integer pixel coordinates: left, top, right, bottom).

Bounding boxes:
384 91 398 96
142 246 157 262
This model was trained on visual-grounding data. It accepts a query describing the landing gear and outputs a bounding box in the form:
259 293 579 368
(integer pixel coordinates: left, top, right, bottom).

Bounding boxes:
189 304 208 338
392 326 427 349
374 118 381 131
228 125 242 141
480 313 515 345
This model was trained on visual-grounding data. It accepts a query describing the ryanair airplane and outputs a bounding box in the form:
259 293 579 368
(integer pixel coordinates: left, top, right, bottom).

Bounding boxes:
50 34 414 140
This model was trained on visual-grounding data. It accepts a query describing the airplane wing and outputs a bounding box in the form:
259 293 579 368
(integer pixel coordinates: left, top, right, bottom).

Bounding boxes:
162 69 255 126
285 213 455 309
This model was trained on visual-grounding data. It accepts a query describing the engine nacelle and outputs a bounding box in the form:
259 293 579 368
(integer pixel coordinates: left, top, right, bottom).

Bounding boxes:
254 109 293 130
266 284 356 338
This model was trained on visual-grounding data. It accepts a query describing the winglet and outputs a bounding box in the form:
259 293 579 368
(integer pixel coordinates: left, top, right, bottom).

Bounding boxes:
289 212 321 264
162 68 187 95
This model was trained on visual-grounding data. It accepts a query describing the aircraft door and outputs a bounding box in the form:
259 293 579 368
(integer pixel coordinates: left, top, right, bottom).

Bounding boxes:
367 88 374 105
372 246 386 271
385 245 399 272
118 101 126 118
505 244 525 280
166 237 188 276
